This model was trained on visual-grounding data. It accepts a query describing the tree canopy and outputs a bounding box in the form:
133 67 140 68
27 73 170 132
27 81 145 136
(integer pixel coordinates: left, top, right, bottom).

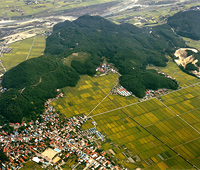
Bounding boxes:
0 15 187 124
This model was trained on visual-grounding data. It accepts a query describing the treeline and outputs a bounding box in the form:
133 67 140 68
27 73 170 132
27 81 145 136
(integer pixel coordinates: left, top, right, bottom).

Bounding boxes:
0 15 186 124
167 10 200 40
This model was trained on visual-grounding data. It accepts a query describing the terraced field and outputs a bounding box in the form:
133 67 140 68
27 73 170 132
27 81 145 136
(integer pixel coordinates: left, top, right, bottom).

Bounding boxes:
51 61 200 169
1 35 45 71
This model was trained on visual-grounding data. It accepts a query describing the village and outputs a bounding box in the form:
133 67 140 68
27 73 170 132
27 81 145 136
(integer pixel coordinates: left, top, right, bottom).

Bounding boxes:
0 93 124 170
96 62 174 100
0 61 182 170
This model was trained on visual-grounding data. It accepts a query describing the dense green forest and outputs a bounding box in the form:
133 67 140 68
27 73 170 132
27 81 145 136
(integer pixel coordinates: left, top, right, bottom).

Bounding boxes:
119 70 178 98
0 15 187 124
1 56 80 124
167 10 200 40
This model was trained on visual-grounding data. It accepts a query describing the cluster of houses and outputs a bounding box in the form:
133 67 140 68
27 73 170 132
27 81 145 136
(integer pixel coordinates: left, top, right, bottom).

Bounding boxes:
141 89 169 100
157 71 176 80
0 99 123 169
0 44 12 55
0 84 7 93
96 63 117 76
116 86 132 97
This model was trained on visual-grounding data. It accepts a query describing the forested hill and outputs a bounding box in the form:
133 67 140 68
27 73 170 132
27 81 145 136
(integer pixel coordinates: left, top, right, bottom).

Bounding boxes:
1 15 186 124
45 15 185 70
168 10 200 40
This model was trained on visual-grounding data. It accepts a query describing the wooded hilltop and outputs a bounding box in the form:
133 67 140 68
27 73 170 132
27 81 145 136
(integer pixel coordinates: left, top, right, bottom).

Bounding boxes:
0 12 194 124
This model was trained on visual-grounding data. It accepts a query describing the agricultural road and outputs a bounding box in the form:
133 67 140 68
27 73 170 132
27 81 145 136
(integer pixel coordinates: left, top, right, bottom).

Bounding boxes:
90 81 200 118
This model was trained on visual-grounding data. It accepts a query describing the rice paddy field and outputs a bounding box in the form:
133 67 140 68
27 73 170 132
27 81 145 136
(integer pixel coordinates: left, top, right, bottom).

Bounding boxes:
109 2 200 26
92 86 200 169
182 37 200 51
52 60 200 169
0 0 117 18
156 61 200 88
1 35 45 71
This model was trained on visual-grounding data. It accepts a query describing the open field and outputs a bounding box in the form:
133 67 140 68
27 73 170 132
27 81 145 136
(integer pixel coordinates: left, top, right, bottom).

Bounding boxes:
1 35 45 71
182 37 200 51
109 1 200 26
1 0 200 28
51 61 200 169
63 52 89 67
92 85 200 169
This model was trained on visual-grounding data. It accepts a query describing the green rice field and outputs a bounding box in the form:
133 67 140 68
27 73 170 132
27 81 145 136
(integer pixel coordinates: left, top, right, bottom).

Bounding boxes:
156 61 200 88
1 35 45 71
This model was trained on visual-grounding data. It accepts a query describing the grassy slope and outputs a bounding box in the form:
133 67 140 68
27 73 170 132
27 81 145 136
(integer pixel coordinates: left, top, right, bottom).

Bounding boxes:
63 52 89 67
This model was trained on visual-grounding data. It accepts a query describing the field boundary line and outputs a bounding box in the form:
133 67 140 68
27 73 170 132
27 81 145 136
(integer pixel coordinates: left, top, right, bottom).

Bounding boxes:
87 92 111 116
0 61 6 72
172 136 200 149
26 36 36 60
91 82 200 117
144 107 200 128
155 98 200 135
112 101 200 170
87 78 118 116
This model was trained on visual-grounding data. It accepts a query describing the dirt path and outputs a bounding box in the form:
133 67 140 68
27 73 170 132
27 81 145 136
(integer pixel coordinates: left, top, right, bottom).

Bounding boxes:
26 36 36 61
87 79 118 117
32 77 42 87
0 61 6 72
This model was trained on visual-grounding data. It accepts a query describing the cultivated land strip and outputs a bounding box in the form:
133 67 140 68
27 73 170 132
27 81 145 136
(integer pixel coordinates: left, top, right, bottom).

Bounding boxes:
87 92 111 116
118 106 199 170
90 82 200 118
86 79 200 169
92 84 200 169
87 79 118 116
155 97 200 135
144 107 200 128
